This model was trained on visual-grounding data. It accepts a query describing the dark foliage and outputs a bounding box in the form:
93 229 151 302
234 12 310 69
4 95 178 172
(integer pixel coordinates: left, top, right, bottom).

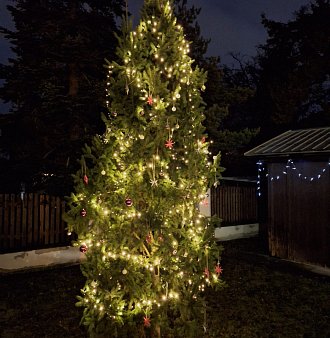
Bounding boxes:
255 0 330 138
0 0 125 195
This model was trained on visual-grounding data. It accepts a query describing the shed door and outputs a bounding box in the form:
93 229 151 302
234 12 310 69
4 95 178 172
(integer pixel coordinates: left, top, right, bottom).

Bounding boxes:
267 161 330 267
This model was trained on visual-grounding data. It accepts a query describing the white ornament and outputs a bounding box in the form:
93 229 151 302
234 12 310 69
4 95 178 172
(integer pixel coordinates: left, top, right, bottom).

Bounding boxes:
150 179 158 187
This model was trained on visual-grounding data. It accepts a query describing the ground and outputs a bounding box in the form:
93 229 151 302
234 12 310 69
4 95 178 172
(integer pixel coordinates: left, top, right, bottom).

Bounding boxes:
1 237 329 338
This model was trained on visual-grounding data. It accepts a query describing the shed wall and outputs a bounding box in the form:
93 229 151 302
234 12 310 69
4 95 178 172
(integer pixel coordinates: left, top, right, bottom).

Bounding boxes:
267 160 330 267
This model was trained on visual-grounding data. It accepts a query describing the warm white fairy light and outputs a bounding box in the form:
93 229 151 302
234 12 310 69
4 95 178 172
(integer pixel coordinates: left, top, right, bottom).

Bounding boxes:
72 0 224 329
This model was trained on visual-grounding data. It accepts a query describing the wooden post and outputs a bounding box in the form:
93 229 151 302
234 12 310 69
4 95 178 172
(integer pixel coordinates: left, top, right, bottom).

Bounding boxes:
44 194 50 245
10 194 15 249
0 194 3 251
27 193 33 247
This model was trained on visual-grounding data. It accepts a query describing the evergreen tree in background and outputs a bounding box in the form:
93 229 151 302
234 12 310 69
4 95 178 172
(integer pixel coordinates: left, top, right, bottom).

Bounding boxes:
0 0 124 195
255 0 330 137
65 1 223 336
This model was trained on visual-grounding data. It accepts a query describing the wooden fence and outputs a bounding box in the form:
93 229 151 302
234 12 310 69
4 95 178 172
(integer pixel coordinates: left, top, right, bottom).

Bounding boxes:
0 184 258 253
0 193 69 253
211 184 258 226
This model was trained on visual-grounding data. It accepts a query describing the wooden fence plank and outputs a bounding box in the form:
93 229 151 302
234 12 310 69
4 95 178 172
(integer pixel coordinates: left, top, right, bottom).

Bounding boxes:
0 194 3 249
10 194 15 249
15 195 22 249
49 196 55 245
44 195 50 245
27 193 33 246
21 194 27 249
33 194 39 245
55 197 61 243
39 195 45 245
3 194 9 250
60 199 66 243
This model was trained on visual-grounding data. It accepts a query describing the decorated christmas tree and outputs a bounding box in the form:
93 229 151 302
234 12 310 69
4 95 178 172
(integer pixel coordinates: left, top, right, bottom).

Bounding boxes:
65 1 224 336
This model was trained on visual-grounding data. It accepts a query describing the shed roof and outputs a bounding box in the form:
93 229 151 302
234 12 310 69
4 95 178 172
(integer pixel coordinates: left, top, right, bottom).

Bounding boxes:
244 127 330 157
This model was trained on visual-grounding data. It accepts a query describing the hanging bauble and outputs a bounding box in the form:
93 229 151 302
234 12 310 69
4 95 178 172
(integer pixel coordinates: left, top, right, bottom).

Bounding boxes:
83 175 88 185
80 209 87 217
146 233 152 244
158 235 164 242
201 136 206 143
159 170 165 178
125 198 133 207
79 244 88 253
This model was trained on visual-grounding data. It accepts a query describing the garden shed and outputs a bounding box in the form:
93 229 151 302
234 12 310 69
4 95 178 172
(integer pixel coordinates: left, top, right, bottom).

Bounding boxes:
245 127 330 268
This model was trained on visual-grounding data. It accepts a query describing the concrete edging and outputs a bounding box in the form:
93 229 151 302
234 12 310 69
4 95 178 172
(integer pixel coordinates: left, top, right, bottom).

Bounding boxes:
215 223 259 241
0 246 85 273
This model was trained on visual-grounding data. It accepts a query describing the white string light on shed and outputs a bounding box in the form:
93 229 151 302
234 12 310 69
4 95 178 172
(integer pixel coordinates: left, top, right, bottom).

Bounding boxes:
256 158 330 196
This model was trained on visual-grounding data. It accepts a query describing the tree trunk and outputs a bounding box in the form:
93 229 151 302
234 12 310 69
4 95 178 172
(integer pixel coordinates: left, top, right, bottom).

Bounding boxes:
68 63 79 96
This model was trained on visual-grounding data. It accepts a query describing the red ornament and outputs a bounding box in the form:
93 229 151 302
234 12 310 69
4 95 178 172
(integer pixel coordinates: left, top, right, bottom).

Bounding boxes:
165 139 174 149
147 96 153 105
201 198 209 206
146 233 152 244
79 244 88 253
204 267 210 278
201 136 206 143
215 264 223 276
83 175 88 185
125 198 133 207
80 209 87 217
143 316 151 328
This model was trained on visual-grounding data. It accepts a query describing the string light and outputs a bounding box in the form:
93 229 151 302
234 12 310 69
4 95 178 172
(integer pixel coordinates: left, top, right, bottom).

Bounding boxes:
67 0 224 331
257 158 330 196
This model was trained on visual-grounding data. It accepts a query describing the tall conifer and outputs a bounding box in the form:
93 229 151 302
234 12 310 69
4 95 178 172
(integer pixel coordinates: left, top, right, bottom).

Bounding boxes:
65 1 223 336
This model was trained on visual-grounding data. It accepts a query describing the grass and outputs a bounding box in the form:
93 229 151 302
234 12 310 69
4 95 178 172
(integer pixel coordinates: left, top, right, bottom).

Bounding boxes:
1 237 329 338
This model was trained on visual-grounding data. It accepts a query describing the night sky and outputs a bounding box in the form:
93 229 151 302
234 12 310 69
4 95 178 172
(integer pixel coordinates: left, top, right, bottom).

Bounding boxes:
0 0 311 111
127 0 311 65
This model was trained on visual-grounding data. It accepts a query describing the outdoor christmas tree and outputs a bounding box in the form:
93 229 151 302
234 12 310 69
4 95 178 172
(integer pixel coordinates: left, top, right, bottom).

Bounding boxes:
65 0 224 336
